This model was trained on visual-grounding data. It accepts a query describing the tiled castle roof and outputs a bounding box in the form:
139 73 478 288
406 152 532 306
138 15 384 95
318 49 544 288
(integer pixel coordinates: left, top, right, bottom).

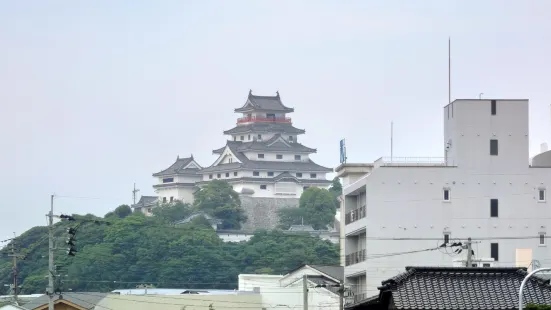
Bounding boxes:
213 136 316 154
153 156 201 177
234 90 294 113
223 122 306 135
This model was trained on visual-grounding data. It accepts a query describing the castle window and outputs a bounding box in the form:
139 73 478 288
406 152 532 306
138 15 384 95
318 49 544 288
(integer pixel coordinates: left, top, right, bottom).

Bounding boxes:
248 134 251 140
276 154 283 159
296 173 303 178
209 174 213 179
258 154 265 159
240 136 244 141
170 197 174 202
295 155 301 160
225 173 229 177
260 185 267 190
163 197 167 203
310 173 317 178
268 172 274 177
162 177 174 183
253 171 260 176
258 134 262 140
217 173 221 178
234 172 238 176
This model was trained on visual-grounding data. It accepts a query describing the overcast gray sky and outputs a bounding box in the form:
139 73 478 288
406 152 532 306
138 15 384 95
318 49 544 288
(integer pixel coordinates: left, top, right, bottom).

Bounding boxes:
1 0 550 240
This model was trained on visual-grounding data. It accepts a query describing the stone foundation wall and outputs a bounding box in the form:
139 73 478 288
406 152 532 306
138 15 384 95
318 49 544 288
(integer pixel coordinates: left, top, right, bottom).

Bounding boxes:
240 196 300 230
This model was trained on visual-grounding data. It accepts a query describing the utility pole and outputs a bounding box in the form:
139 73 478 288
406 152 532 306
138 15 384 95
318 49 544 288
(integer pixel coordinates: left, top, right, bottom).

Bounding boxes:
303 275 308 310
339 281 344 310
47 194 55 310
466 237 473 267
132 183 140 205
8 232 20 304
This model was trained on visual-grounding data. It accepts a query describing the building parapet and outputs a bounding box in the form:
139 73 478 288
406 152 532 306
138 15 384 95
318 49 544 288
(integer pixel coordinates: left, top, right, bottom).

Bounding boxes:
374 157 455 168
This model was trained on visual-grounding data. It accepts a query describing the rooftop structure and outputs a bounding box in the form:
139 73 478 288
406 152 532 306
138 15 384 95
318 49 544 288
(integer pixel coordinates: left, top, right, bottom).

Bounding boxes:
339 98 551 298
347 266 551 309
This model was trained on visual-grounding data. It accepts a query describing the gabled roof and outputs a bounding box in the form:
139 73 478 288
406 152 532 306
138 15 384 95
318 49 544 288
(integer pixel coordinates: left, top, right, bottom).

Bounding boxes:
235 91 294 113
131 196 158 209
309 265 344 282
223 123 305 135
174 212 222 225
153 156 202 177
213 137 316 154
377 266 551 310
22 292 107 310
204 142 331 173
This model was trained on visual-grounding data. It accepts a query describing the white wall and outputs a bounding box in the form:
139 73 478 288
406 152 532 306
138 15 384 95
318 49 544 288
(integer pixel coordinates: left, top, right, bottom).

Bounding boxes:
343 99 551 295
239 273 340 310
243 152 311 162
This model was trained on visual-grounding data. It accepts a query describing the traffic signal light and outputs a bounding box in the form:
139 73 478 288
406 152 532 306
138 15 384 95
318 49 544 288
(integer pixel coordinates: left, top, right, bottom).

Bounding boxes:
66 227 77 256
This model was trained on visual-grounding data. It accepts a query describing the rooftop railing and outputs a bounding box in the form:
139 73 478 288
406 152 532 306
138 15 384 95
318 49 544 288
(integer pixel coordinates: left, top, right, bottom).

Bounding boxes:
345 249 366 266
374 157 454 167
236 116 292 124
345 206 366 225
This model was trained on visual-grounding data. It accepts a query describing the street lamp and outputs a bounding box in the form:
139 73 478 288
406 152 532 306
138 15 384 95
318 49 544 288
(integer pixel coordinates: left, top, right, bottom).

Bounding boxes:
519 267 551 310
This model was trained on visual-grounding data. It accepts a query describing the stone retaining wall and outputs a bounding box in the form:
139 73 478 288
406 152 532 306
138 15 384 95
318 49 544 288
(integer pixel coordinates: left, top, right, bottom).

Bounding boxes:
239 196 299 230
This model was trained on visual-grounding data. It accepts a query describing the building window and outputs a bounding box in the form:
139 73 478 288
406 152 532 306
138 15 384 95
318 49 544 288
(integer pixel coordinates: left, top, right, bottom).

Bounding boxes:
258 134 262 140
147 208 152 213
170 197 174 202
491 100 497 115
226 172 229 177
162 177 174 183
163 197 167 203
289 136 294 142
234 136 236 141
234 172 238 176
217 173 221 178
491 243 499 261
539 233 546 246
240 136 244 141
258 154 265 159
253 171 259 176
539 189 546 202
490 199 498 217
260 185 267 190
268 172 274 177
248 134 251 140
296 173 303 178
209 174 213 179
295 155 301 160
443 188 450 201
310 173 317 178
490 139 498 155
276 154 283 159
444 233 450 244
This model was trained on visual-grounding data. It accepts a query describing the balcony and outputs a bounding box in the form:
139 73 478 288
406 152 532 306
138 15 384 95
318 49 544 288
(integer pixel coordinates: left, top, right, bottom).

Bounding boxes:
236 116 292 124
345 249 366 266
345 206 366 225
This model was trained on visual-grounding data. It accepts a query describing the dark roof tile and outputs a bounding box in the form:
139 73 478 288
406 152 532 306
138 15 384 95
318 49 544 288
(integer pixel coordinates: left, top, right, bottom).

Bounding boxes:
377 267 551 310
153 157 202 177
223 123 305 135
235 91 294 113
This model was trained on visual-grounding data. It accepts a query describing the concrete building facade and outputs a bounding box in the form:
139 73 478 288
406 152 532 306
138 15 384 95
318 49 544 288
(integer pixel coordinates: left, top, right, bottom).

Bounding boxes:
337 99 551 303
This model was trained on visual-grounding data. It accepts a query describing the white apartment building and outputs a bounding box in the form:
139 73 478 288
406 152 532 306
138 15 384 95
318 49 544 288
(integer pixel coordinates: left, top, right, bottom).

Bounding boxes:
336 98 551 303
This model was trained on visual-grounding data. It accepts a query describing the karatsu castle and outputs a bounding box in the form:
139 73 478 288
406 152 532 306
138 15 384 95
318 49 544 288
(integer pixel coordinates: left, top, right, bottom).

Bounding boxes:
132 91 332 229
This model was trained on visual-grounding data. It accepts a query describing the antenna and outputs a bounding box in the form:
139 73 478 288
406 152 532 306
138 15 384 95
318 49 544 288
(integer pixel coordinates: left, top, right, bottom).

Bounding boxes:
339 139 347 164
132 183 140 205
448 37 451 104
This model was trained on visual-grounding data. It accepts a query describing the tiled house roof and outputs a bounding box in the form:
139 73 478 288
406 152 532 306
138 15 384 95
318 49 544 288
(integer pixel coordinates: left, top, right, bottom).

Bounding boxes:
375 266 551 310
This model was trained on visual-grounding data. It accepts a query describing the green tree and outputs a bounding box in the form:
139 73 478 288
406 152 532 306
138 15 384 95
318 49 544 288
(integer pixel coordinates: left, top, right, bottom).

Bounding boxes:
278 187 337 230
152 201 193 224
328 177 343 208
193 180 247 229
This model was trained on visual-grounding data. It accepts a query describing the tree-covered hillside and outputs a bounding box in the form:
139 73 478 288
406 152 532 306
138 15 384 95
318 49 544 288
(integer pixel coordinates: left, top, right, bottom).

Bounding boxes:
0 207 338 294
